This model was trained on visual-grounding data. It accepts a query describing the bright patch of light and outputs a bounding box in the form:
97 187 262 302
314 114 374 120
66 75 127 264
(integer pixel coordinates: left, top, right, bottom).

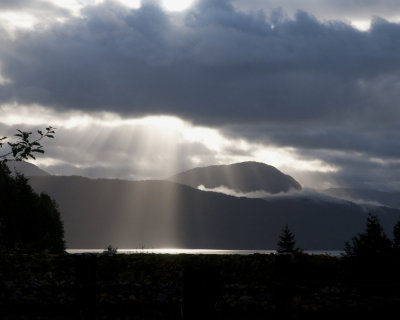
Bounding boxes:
67 248 276 254
63 114 94 129
182 126 228 152
0 104 93 129
47 0 192 13
0 64 11 85
0 104 338 184
369 157 400 166
161 0 194 11
0 2 80 33
116 0 141 9
0 11 38 30
198 185 273 198
46 0 84 16
31 157 68 169
0 74 9 85
351 19 371 31
254 147 338 173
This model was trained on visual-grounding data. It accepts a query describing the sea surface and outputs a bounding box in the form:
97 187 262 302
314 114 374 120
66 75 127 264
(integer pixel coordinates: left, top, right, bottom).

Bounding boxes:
67 248 344 256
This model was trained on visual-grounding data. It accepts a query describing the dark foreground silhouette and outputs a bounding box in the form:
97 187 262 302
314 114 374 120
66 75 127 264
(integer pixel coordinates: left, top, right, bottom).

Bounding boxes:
2 252 400 319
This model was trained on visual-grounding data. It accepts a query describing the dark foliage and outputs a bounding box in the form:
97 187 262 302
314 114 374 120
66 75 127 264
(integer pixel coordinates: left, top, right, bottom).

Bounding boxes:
393 219 400 251
0 160 65 253
277 224 301 254
0 127 64 252
0 126 55 163
6 252 399 319
344 213 392 258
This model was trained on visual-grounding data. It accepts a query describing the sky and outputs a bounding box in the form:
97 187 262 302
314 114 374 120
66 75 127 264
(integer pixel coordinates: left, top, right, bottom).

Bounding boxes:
1 0 400 190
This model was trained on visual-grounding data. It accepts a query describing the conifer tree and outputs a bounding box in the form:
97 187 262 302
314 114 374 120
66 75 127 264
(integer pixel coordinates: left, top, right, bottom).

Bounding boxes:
344 213 392 257
393 219 400 251
277 224 300 254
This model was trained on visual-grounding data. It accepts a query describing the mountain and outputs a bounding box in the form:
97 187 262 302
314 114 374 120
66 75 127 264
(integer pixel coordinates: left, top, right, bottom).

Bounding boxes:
168 161 302 194
27 175 400 250
5 161 50 177
323 188 400 209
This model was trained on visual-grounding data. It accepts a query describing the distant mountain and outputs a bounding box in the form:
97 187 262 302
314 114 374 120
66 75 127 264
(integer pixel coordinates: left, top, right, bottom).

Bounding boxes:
323 188 400 209
5 161 50 177
27 175 400 250
168 161 302 194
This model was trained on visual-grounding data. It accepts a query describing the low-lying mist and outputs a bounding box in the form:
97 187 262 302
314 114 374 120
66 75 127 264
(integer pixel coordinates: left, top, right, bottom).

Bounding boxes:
197 184 387 209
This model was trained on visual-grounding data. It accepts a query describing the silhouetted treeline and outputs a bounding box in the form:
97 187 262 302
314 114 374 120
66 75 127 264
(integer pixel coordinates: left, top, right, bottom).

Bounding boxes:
339 213 400 286
343 213 400 258
0 163 65 252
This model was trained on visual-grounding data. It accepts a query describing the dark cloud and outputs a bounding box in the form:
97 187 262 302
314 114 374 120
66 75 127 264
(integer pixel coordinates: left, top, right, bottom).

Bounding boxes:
232 0 400 22
1 0 400 190
314 157 400 191
223 123 400 158
1 0 400 125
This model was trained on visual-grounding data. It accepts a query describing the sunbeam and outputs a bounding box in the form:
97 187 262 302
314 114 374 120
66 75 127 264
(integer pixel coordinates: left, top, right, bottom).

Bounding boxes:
0 105 338 189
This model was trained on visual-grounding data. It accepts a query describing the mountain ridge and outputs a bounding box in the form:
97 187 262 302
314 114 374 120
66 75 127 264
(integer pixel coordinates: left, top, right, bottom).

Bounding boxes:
27 175 400 250
323 188 400 209
168 161 302 194
5 160 50 177
8 161 400 250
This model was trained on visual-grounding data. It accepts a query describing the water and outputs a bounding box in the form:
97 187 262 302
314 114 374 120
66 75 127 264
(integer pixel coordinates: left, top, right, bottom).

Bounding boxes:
67 248 344 256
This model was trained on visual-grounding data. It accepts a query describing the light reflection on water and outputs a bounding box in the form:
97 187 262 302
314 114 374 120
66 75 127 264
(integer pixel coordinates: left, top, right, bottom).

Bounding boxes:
67 248 344 256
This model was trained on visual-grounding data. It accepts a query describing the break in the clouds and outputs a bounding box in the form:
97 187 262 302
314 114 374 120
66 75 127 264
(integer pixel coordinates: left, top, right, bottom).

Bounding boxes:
1 0 400 190
0 0 71 31
0 104 334 184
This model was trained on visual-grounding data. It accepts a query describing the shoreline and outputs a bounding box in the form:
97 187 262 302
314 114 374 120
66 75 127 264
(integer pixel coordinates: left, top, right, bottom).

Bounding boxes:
66 248 344 256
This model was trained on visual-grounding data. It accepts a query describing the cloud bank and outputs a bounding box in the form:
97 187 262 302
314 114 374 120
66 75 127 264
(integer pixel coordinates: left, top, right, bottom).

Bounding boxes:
1 0 400 190
1 1 400 125
197 184 273 198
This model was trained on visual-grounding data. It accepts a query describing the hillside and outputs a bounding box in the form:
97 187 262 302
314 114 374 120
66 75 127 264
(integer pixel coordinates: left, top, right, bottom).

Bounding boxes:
6 161 50 177
323 188 400 209
168 161 302 194
28 175 400 250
